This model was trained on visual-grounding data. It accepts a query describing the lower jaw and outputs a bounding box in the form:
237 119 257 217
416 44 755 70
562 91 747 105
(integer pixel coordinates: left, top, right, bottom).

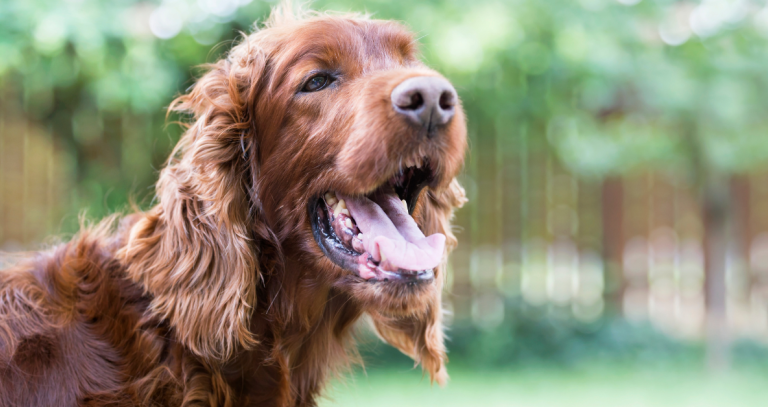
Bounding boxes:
361 267 434 284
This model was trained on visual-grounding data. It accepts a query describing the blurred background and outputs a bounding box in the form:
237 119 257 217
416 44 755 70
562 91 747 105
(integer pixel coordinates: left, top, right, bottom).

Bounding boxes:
3 0 768 405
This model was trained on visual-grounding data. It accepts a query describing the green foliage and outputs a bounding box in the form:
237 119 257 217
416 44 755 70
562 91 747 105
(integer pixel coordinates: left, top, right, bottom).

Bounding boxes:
361 299 768 368
362 300 702 368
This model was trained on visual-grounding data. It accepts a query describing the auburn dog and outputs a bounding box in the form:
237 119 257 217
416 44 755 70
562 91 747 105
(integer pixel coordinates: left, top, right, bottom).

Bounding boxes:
0 5 467 406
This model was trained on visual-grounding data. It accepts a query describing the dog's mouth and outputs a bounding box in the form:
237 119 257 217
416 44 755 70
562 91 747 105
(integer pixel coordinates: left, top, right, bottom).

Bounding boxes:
310 157 443 283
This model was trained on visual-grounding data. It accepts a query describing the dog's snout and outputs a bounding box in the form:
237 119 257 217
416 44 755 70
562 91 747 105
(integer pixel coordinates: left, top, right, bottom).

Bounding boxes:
391 76 457 131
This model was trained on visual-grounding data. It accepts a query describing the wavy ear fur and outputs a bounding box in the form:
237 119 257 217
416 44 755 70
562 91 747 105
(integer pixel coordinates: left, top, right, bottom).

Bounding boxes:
120 41 268 362
370 179 467 385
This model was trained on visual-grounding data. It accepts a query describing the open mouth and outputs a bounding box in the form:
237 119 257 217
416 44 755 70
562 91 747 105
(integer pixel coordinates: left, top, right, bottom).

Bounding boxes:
310 157 444 283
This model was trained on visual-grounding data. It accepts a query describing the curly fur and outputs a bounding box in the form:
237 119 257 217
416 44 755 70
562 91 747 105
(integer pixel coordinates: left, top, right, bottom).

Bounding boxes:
0 5 466 406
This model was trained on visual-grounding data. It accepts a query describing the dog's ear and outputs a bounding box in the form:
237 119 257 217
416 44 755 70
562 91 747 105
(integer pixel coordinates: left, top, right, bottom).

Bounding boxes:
370 178 467 386
120 42 269 362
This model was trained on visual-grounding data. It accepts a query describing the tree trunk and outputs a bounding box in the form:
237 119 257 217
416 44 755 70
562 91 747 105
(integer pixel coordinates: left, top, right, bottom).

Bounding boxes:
702 176 730 372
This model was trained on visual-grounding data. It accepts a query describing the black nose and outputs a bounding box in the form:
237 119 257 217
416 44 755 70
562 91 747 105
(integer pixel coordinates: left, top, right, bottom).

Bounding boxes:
391 76 457 131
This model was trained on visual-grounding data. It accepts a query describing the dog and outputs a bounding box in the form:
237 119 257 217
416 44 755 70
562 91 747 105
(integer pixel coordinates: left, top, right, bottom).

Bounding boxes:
0 6 467 406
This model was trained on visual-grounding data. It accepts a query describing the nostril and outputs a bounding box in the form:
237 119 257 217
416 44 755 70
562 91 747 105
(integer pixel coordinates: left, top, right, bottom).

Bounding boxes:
398 91 424 111
408 92 424 110
438 90 455 111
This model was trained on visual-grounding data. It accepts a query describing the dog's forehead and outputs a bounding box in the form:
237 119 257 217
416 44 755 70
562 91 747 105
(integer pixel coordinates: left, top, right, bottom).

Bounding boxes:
283 18 419 75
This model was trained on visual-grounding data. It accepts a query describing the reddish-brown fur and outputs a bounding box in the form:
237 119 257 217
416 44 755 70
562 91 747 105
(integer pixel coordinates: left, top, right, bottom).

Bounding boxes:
0 6 466 406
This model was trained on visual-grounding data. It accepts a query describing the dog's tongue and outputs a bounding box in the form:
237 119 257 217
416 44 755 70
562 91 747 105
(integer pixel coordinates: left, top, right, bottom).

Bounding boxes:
340 192 445 272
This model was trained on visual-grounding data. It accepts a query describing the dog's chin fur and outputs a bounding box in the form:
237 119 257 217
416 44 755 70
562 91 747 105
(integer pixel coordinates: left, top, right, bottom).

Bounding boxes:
0 4 466 406
334 269 438 314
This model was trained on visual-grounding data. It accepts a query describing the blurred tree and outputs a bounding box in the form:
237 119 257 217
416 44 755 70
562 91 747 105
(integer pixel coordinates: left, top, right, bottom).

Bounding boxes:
532 0 768 370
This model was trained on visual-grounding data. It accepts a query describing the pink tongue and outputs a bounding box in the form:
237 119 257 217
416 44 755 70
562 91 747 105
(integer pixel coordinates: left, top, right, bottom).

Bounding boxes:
340 192 445 272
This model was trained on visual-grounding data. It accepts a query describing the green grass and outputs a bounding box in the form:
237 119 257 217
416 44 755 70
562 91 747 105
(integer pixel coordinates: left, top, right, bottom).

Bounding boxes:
320 363 768 407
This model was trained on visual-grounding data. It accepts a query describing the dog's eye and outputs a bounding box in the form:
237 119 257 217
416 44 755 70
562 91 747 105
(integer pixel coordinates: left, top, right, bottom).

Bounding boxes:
302 74 331 92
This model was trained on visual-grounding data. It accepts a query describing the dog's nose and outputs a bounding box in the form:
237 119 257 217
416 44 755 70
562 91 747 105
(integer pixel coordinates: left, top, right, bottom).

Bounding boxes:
391 76 457 131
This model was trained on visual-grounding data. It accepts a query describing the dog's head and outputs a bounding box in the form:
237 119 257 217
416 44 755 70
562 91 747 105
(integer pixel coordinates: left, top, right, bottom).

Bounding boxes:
122 7 466 383
251 15 467 305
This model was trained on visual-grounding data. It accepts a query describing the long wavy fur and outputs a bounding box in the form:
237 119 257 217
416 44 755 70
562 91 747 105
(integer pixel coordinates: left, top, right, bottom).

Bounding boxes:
119 46 268 361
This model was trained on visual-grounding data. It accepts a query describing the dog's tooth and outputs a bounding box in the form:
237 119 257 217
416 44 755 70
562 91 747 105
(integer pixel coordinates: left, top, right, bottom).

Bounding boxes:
340 208 350 216
345 218 353 229
352 235 366 253
333 199 346 216
357 233 363 240
324 192 338 206
402 199 408 210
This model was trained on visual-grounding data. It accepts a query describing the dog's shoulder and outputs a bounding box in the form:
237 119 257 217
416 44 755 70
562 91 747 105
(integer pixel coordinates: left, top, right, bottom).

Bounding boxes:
0 214 178 406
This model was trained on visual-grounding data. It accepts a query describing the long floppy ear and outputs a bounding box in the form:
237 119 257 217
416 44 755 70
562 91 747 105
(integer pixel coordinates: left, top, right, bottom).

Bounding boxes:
370 179 467 385
120 42 268 362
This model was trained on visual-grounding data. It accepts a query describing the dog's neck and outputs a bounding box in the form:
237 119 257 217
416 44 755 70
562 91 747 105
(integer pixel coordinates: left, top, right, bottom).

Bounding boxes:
220 255 363 405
